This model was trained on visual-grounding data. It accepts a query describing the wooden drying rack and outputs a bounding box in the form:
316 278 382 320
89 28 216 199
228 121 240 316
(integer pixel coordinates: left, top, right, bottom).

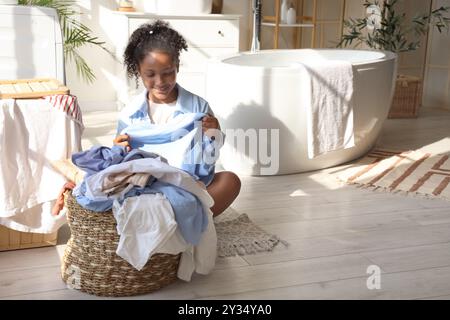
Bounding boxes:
0 78 69 99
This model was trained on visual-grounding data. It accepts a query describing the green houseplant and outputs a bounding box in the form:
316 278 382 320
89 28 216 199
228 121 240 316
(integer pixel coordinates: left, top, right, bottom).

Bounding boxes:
338 0 450 53
18 0 109 83
338 0 450 118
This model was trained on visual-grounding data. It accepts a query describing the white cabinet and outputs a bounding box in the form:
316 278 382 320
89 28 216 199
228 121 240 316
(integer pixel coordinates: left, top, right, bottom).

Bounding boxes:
111 12 240 108
0 5 64 83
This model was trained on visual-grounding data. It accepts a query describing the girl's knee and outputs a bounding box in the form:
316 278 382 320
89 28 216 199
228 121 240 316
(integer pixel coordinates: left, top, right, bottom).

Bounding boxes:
225 171 241 194
213 171 241 195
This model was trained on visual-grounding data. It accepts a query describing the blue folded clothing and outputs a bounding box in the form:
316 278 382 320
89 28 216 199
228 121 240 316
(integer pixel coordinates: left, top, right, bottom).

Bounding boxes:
72 146 161 176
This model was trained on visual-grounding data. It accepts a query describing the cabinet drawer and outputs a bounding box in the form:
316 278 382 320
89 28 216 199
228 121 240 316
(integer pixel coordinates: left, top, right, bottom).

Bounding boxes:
129 18 239 48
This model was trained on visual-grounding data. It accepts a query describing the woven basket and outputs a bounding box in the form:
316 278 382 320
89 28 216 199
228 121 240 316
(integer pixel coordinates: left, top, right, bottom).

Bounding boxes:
61 192 180 297
388 75 422 119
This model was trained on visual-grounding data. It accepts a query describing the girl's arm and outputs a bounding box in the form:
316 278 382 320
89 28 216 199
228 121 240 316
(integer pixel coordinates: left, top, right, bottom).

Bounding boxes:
51 181 76 215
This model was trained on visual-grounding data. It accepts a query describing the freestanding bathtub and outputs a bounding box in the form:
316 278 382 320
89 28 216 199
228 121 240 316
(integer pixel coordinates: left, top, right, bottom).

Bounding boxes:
205 49 397 176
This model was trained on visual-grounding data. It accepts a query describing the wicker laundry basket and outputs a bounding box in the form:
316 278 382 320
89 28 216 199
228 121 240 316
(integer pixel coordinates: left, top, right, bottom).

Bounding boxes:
61 192 181 297
388 75 422 119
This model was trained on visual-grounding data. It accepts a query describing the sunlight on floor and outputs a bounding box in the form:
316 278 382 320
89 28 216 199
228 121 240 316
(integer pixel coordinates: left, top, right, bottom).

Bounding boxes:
307 172 344 190
418 137 450 154
289 190 310 197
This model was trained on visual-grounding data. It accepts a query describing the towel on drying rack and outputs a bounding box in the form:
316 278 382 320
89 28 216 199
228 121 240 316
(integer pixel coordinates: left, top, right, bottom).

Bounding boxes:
0 96 83 233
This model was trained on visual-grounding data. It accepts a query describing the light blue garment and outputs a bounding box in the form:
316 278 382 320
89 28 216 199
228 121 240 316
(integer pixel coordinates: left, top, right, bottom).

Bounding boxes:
122 112 220 186
117 84 224 186
74 180 207 245
72 145 161 212
72 145 126 176
117 84 215 135
75 181 115 212
72 145 162 176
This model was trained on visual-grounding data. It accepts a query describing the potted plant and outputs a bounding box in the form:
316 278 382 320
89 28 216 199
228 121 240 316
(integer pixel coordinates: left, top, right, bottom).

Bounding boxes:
18 0 110 83
338 0 450 118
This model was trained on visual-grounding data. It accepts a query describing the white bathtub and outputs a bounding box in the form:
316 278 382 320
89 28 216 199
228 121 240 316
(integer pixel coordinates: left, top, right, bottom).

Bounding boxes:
205 49 398 175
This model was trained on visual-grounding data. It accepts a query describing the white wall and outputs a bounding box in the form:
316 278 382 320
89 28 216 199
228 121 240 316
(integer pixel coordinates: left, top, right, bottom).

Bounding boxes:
222 0 251 51
424 0 450 109
65 0 119 111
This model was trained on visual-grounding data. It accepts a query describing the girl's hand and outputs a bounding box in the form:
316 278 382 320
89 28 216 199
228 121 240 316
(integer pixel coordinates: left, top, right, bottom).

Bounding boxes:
52 181 76 216
202 115 220 138
113 134 131 152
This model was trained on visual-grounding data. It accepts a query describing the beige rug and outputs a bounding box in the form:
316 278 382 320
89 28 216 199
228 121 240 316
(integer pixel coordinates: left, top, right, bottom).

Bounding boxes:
332 149 450 201
214 208 288 258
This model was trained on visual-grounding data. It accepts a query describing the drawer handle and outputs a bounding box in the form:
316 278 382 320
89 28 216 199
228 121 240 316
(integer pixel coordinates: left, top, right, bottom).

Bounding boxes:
218 30 224 37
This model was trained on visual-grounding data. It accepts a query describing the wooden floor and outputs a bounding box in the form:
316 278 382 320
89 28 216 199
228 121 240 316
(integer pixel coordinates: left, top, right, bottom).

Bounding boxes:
1 107 450 300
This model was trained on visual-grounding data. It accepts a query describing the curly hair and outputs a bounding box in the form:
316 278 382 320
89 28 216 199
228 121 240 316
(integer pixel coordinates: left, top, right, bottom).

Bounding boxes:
124 20 188 84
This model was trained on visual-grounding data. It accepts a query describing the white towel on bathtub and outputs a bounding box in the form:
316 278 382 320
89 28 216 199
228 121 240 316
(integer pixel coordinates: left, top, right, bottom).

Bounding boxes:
294 59 355 159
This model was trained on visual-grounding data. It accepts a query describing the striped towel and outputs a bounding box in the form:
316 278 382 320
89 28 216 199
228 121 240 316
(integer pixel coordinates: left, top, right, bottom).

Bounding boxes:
42 94 83 126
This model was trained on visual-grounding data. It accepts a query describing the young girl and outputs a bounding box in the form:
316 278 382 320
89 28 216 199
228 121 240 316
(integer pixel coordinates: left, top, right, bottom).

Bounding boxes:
112 20 241 217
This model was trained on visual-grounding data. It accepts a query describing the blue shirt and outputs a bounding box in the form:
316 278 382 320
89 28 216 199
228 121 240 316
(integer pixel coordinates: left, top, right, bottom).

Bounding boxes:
117 84 215 136
117 84 223 186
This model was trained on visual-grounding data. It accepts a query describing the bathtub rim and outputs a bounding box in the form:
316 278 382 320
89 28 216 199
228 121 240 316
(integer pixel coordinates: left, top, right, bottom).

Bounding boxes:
208 49 397 69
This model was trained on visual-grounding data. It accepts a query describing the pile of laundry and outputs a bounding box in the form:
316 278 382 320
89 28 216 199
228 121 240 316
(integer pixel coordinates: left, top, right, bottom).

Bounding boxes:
70 113 223 281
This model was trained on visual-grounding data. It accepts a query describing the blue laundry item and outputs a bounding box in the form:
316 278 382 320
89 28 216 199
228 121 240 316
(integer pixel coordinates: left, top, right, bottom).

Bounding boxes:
116 84 225 186
75 181 115 212
74 180 207 245
124 112 205 146
117 84 215 135
72 145 162 176
122 112 220 186
124 148 164 162
72 145 126 176
72 146 209 244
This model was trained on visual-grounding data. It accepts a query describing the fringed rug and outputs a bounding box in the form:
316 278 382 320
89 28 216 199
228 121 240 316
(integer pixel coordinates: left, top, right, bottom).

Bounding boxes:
214 208 288 258
332 149 450 201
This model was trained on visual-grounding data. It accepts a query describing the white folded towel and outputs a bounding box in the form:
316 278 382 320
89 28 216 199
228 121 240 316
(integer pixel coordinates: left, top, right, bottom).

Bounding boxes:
295 58 355 159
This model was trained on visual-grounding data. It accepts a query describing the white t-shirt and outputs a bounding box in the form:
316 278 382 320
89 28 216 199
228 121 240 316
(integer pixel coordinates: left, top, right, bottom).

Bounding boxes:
148 99 177 125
